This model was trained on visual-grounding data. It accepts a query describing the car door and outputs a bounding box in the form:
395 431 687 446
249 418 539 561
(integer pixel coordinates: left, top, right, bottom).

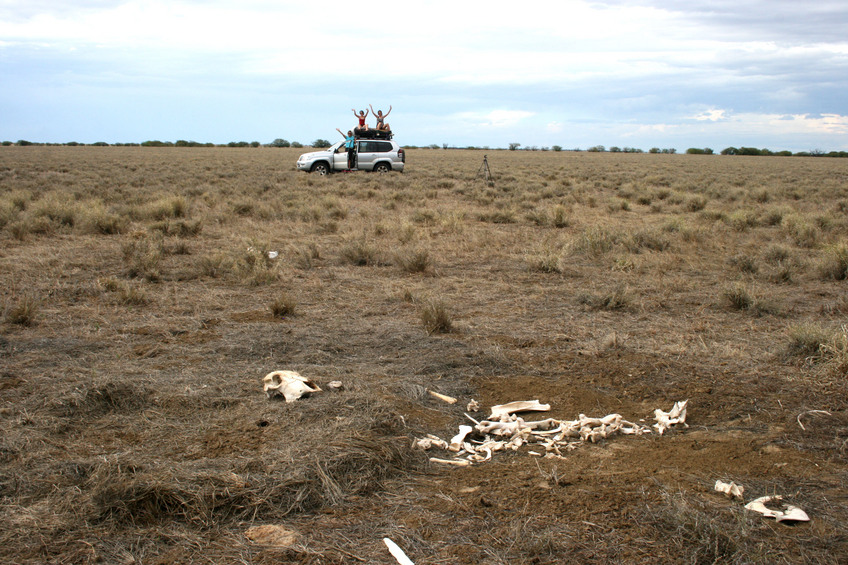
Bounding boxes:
355 141 376 171
332 143 348 171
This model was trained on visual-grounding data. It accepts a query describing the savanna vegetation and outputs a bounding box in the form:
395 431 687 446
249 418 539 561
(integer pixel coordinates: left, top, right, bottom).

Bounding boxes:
1 146 846 563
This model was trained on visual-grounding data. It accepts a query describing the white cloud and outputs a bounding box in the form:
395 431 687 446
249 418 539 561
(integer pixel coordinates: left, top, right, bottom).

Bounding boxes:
547 121 563 133
480 110 535 128
692 109 728 122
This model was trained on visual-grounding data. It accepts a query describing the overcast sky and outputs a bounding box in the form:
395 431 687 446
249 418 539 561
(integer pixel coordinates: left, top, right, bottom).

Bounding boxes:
2 0 847 151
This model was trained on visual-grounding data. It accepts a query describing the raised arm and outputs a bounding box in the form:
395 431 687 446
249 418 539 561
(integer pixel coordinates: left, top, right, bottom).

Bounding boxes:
336 128 346 138
384 105 392 117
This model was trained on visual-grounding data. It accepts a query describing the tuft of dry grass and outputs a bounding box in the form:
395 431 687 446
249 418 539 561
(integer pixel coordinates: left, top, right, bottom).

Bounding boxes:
4 293 39 325
122 232 163 281
786 322 833 358
340 238 381 266
577 284 632 310
722 284 780 316
269 292 297 318
818 242 848 280
420 299 453 334
395 246 433 274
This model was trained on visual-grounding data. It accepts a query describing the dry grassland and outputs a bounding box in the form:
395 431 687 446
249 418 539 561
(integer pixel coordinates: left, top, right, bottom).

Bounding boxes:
1 146 847 564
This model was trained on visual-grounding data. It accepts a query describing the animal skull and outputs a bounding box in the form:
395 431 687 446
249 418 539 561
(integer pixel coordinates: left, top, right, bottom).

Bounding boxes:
263 370 321 402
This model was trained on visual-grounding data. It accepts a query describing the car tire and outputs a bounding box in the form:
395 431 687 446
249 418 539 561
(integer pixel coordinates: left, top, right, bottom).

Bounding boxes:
311 162 330 175
374 162 391 173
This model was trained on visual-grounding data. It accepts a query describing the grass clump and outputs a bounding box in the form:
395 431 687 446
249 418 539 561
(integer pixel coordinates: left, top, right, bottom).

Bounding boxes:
395 246 433 274
340 239 380 266
295 243 320 270
819 325 848 375
269 293 297 318
728 253 758 274
527 246 564 273
150 219 203 237
577 284 632 310
31 192 79 227
101 278 149 305
785 322 833 358
421 300 453 335
722 284 780 316
646 491 750 563
4 294 39 326
818 242 848 280
569 226 621 257
232 241 281 285
122 232 164 281
626 229 671 253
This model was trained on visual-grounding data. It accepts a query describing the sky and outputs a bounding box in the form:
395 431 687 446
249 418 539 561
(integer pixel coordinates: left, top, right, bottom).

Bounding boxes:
2 0 847 152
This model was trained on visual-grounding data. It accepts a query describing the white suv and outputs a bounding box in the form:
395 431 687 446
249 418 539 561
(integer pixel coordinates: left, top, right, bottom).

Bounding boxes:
296 139 405 174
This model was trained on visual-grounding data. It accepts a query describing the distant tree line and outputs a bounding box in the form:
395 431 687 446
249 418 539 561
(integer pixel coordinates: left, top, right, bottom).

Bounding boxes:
1 139 309 148
3 139 847 157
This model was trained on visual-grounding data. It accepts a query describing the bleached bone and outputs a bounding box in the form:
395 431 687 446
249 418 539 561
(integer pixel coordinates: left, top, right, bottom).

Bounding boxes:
467 399 480 412
428 390 457 404
429 457 472 467
744 495 810 523
489 400 551 419
777 506 810 523
448 425 474 452
714 480 745 499
653 400 688 435
468 446 492 462
263 370 321 402
327 380 344 391
415 436 448 450
383 537 415 565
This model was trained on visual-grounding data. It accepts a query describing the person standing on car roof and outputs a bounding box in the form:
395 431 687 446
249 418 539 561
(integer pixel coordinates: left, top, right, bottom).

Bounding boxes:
370 104 392 131
336 128 356 170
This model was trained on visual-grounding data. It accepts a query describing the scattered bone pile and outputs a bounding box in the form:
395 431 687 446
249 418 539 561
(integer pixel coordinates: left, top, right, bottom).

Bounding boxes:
417 399 688 466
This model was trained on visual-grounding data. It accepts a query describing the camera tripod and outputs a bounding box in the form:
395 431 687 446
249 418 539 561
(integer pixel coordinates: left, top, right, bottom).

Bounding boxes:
475 154 493 186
